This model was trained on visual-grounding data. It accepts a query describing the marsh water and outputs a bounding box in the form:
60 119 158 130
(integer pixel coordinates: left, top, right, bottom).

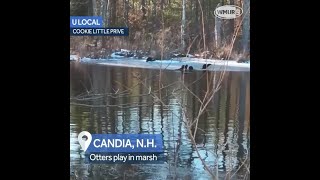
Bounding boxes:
70 62 250 180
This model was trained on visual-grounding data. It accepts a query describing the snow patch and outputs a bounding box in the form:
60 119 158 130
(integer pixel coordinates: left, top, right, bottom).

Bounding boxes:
70 55 79 61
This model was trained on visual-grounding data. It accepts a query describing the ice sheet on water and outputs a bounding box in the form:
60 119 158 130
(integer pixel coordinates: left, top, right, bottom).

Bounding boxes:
80 57 92 62
92 58 250 71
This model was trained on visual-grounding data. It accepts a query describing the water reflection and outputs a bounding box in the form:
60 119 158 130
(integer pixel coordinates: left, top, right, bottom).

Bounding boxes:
70 62 250 179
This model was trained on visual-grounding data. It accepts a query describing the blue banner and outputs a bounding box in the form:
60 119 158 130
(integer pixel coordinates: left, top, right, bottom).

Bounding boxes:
70 16 103 28
86 134 163 153
70 28 129 36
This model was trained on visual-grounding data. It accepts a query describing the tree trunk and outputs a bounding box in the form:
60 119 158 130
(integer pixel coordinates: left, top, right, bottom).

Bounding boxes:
111 0 117 25
152 0 156 17
226 0 235 45
126 0 129 26
141 0 146 20
160 0 164 11
88 0 93 15
101 0 107 48
181 0 186 52
101 0 107 23
152 0 157 29
124 0 129 26
92 0 97 16
106 0 110 26
242 0 250 56
215 3 222 48
206 0 210 47
195 0 199 38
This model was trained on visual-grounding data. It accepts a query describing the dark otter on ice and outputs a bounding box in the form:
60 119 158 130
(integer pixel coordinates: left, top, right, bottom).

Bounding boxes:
182 66 194 74
146 57 155 62
202 64 212 69
176 65 185 70
176 65 193 72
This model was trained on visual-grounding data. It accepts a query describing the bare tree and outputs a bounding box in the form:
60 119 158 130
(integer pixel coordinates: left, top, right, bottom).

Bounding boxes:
215 3 222 49
226 0 235 45
92 0 97 15
242 0 250 56
124 0 129 26
160 0 164 11
141 0 146 20
106 0 110 26
111 0 117 25
181 0 186 52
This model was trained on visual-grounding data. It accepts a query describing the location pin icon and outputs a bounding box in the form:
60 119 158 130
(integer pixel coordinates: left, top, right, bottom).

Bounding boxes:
78 131 92 152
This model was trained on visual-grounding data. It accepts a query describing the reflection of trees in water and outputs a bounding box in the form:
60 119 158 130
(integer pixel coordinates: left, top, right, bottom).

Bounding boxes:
70 64 250 179
217 72 228 170
224 72 240 177
238 72 250 178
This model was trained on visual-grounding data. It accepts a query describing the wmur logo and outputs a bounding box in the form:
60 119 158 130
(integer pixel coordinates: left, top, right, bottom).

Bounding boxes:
214 5 243 19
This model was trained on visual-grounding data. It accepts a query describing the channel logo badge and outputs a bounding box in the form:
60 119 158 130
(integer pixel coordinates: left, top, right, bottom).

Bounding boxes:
70 16 104 28
214 5 243 19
